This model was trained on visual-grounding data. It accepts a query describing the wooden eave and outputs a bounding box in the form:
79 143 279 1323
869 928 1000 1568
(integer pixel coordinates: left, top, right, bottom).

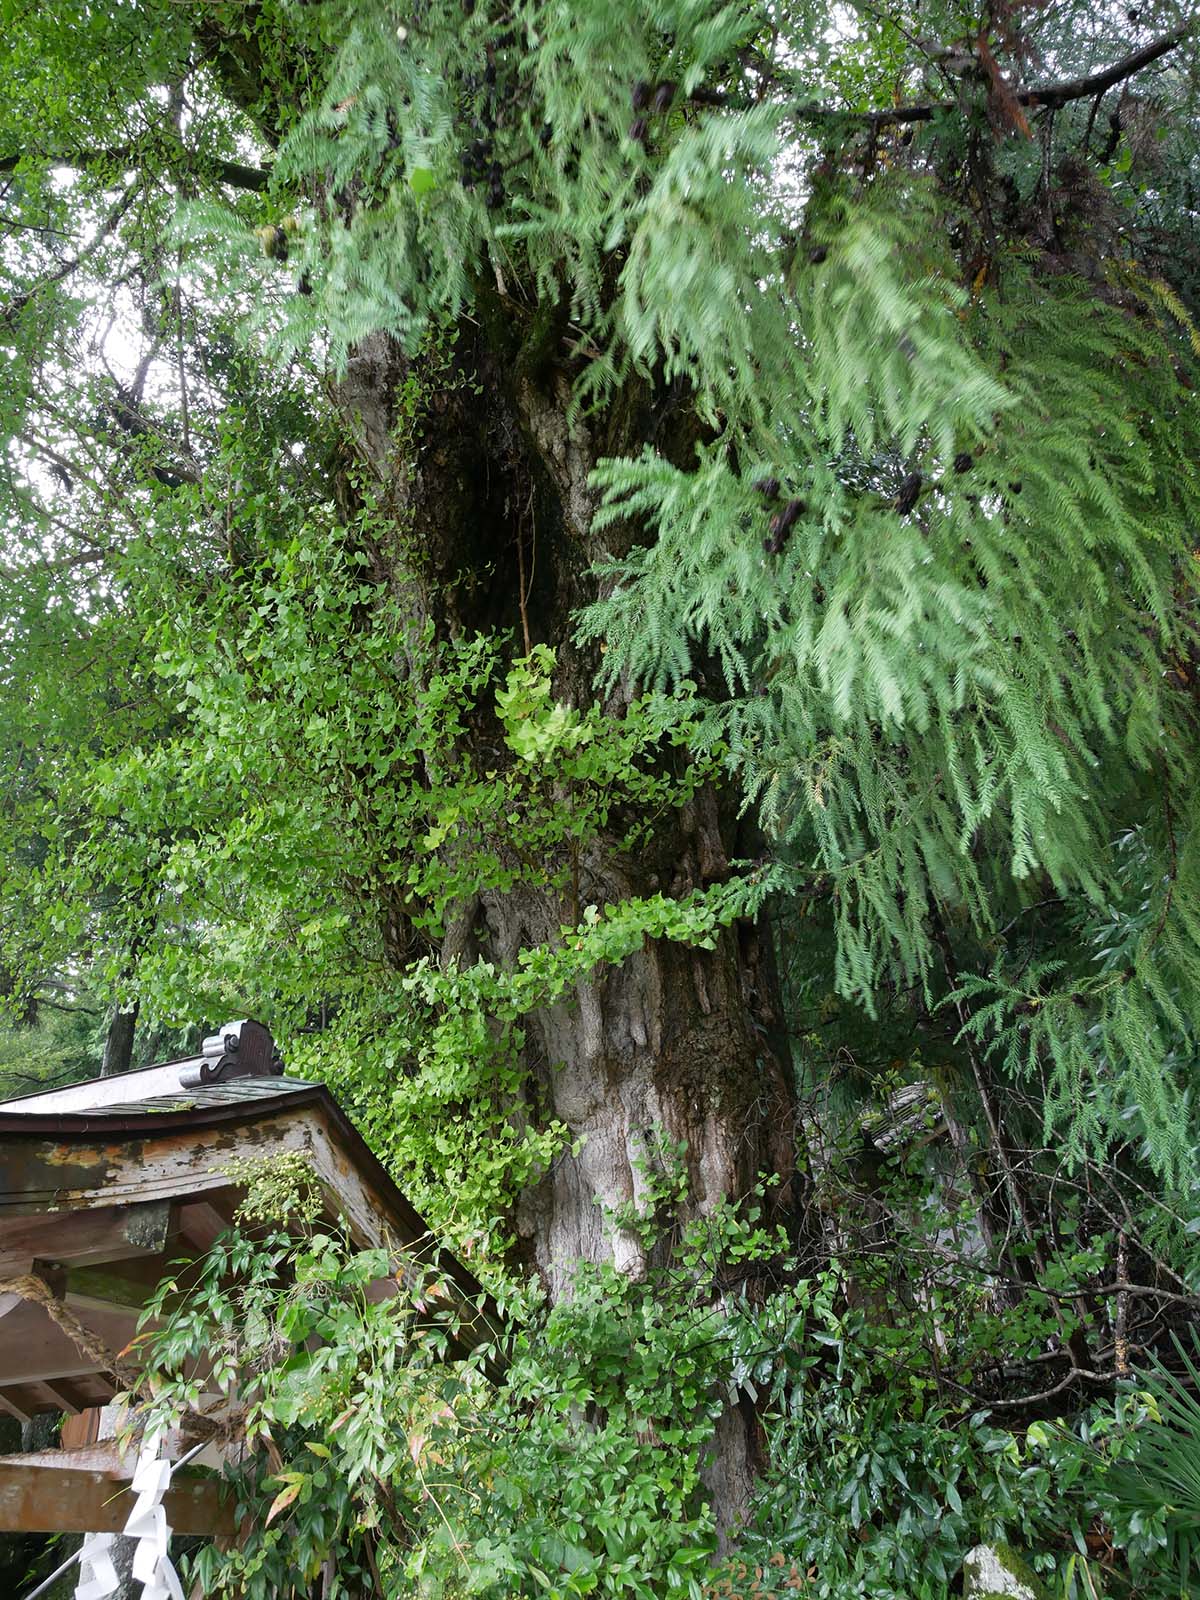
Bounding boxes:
0 1080 485 1295
0 1050 501 1538
0 1078 498 1420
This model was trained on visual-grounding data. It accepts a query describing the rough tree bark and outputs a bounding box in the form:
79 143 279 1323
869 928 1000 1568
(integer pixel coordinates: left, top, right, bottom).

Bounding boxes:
336 319 799 1528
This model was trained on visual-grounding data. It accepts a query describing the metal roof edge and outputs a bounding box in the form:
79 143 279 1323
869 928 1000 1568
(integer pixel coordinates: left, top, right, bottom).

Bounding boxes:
0 1055 203 1108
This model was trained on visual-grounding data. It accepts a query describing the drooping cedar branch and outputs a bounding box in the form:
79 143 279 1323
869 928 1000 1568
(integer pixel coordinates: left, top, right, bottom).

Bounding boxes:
698 22 1192 128
0 146 269 192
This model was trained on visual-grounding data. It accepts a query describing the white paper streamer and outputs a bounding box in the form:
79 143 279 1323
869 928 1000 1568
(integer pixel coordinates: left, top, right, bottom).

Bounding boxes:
74 1432 185 1600
125 1433 186 1600
74 1533 119 1600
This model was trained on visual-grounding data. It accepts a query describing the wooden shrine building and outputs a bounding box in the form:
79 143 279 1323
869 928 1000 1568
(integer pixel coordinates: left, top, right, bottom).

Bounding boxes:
0 1020 490 1538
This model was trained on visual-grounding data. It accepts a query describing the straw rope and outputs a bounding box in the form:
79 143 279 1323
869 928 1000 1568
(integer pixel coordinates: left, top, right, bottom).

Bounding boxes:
0 1272 245 1445
0 1271 143 1391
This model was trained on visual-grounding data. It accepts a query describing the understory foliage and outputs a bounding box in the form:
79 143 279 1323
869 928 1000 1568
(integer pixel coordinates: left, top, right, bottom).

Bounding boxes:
136 1153 1190 1600
2 0 1200 1594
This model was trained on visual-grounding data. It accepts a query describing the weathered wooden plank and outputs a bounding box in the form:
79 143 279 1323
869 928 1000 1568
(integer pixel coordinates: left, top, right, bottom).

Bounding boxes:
299 1121 494 1354
0 1444 126 1471
0 1201 171 1272
0 1110 321 1214
0 1460 235 1535
303 1114 401 1252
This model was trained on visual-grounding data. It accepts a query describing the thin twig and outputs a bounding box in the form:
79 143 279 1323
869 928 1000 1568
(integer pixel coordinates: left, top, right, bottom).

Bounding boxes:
969 1364 1115 1408
1 179 140 324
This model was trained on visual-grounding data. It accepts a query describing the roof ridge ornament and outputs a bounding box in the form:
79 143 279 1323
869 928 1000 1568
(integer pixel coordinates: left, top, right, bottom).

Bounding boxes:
177 1020 282 1089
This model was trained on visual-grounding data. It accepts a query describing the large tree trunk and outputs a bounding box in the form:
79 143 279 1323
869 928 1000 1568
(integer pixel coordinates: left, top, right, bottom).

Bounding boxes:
336 322 799 1531
191 9 801 1536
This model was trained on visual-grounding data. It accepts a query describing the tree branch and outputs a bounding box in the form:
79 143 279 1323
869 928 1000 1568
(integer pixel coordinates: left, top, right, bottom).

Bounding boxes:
0 547 113 582
947 1364 1117 1410
1036 1279 1200 1311
0 146 269 192
700 24 1193 129
1025 24 1191 110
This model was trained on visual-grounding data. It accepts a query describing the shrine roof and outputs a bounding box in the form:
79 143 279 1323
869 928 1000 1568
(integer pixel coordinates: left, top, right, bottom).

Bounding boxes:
0 1021 497 1423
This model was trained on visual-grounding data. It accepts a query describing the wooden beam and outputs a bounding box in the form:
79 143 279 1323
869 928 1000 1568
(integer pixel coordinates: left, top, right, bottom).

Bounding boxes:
0 1436 189 1474
51 1378 95 1414
0 1201 170 1272
0 1459 235 1535
36 1380 81 1415
0 1391 30 1424
176 1199 231 1257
